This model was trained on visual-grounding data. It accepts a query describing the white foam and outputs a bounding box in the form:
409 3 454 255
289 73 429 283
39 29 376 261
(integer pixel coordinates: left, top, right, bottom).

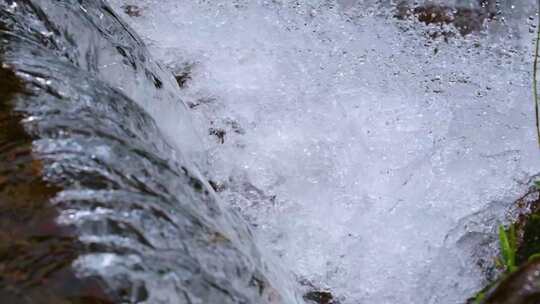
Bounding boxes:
111 1 540 302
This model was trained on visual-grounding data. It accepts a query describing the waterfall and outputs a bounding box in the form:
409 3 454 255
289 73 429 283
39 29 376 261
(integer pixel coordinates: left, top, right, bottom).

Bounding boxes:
0 1 300 303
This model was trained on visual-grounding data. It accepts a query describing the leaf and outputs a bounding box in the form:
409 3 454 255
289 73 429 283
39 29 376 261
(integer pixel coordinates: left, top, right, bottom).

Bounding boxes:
529 253 540 262
474 291 485 304
494 257 503 269
498 225 509 264
508 224 517 272
498 224 516 273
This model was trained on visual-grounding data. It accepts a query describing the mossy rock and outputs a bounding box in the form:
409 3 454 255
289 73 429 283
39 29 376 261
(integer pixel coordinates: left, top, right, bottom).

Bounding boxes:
479 258 540 304
516 213 540 265
471 189 540 303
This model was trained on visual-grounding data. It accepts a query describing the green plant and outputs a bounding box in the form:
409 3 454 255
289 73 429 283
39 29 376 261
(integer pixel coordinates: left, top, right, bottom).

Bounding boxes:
471 206 540 302
528 252 540 261
469 225 518 303
498 224 517 273
473 290 486 304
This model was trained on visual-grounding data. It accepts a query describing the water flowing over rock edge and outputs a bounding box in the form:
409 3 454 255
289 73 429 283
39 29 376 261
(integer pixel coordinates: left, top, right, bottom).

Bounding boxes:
0 1 300 303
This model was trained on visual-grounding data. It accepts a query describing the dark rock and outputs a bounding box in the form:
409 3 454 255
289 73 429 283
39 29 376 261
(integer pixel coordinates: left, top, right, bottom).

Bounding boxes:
0 43 116 304
209 180 226 193
513 190 540 265
174 64 194 89
122 5 142 17
175 72 191 88
394 0 498 36
209 128 226 144
303 290 337 304
300 279 339 304
469 188 540 303
482 258 540 304
187 97 216 109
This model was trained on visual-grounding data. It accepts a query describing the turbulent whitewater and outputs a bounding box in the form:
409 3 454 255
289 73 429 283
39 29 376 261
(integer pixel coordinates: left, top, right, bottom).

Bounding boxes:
2 0 540 303
108 0 540 303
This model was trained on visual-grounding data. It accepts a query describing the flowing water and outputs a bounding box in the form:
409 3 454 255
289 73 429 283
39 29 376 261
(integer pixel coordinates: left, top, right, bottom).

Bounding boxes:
108 0 540 303
0 1 299 303
3 0 540 303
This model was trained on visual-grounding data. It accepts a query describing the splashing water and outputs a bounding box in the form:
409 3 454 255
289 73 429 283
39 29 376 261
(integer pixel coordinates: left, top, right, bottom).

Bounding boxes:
106 0 540 303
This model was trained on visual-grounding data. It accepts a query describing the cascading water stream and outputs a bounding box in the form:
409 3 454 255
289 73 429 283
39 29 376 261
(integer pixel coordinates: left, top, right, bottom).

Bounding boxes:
3 0 540 303
0 1 300 303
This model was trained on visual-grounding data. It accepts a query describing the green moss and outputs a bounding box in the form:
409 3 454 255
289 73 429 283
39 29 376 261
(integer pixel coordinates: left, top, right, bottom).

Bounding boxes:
517 214 540 264
473 291 485 304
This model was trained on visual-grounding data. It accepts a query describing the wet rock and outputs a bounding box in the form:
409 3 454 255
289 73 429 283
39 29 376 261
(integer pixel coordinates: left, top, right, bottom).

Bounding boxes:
209 180 226 193
512 190 540 265
469 187 540 303
122 5 142 17
395 0 497 36
209 127 226 144
187 97 216 109
175 72 191 88
303 290 337 304
481 258 540 304
173 63 194 89
300 279 339 304
0 47 116 304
